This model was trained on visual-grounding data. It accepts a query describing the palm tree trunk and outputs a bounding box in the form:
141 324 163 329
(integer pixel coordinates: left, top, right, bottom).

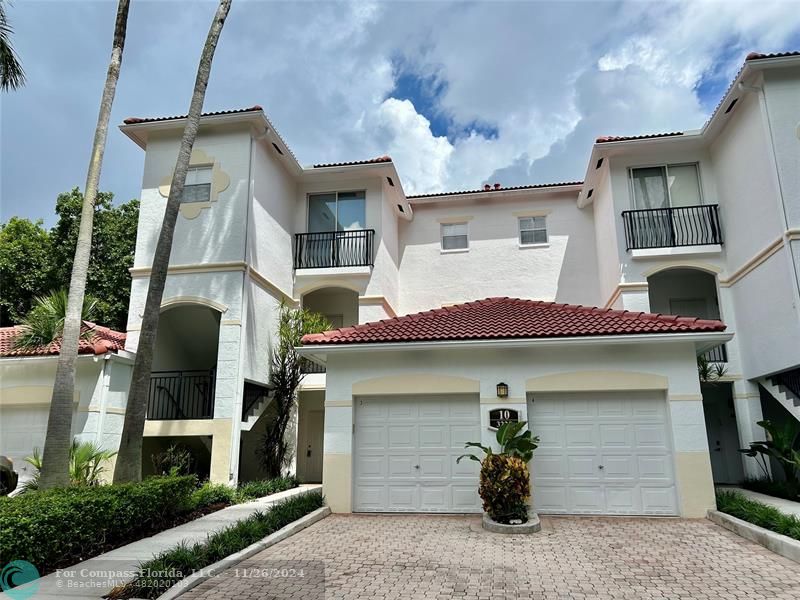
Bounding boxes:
114 0 233 483
39 0 130 489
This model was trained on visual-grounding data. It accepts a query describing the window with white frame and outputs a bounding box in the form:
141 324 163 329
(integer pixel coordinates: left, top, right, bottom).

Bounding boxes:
441 222 469 251
182 166 213 203
518 216 547 245
629 163 702 210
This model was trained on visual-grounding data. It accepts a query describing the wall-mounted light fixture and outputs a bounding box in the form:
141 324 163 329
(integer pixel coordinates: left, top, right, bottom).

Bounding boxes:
496 382 509 398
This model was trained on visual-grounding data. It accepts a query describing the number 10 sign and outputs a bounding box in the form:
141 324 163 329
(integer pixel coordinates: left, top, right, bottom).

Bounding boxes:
489 408 519 429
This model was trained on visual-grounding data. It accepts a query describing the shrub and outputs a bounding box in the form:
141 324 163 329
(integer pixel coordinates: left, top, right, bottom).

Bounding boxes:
457 421 539 524
236 475 297 502
716 490 800 541
0 475 196 574
116 491 324 599
742 477 800 502
191 482 237 508
151 444 195 477
22 440 116 492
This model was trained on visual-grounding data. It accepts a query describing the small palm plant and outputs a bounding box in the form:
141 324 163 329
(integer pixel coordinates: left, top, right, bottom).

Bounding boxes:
22 439 116 491
457 421 539 524
13 289 99 349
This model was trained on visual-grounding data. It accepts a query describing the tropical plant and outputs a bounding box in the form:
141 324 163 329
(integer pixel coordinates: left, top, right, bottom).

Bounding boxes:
0 0 25 91
13 289 98 349
256 304 330 477
40 0 130 489
739 419 800 488
457 421 539 524
115 0 233 483
151 444 195 477
21 439 117 491
697 353 727 383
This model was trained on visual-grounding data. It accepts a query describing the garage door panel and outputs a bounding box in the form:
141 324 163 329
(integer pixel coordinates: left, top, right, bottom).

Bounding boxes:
355 455 385 478
354 395 481 513
641 487 678 513
419 425 447 448
567 455 599 479
536 424 564 448
388 425 417 449
599 424 633 449
531 393 678 516
565 424 597 448
357 426 385 449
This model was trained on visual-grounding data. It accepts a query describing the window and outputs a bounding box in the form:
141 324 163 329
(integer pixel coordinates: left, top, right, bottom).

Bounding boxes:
308 191 366 232
630 163 702 209
441 223 469 251
182 166 213 203
519 216 547 245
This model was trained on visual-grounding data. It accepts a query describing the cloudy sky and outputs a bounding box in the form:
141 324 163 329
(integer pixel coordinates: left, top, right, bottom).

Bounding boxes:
2 0 800 224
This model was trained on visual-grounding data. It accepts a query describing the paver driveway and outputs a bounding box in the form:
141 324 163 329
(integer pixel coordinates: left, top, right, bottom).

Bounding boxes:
183 514 800 599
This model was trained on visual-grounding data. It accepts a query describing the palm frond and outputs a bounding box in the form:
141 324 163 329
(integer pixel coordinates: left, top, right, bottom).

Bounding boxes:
13 289 100 349
0 0 26 91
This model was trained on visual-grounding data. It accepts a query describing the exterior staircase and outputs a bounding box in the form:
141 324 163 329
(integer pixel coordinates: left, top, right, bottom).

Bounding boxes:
759 368 800 423
241 385 274 431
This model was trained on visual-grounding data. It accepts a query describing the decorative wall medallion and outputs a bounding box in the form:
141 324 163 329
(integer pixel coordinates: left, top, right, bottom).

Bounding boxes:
158 148 231 219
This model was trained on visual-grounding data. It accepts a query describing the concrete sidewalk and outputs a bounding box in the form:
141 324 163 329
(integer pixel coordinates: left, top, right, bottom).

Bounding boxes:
1 484 321 600
724 486 800 518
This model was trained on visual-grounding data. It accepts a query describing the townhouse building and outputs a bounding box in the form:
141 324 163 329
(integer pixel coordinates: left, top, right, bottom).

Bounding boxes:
106 50 800 516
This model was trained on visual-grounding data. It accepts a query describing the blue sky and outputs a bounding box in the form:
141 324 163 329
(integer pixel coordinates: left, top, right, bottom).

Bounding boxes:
2 1 799 225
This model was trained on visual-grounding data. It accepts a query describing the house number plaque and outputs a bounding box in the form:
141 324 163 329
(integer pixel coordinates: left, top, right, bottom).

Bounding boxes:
489 408 519 429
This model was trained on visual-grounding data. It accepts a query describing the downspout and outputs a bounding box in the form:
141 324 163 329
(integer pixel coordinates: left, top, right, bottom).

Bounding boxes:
738 80 800 307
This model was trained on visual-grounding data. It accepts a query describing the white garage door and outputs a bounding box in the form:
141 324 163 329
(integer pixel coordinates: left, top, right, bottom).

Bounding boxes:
354 395 481 513
530 391 678 516
0 406 49 480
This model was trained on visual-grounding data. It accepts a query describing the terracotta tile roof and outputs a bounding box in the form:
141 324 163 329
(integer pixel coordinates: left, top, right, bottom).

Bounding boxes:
407 181 583 200
595 132 684 144
746 51 800 60
302 297 726 346
0 322 126 358
312 156 392 168
123 105 263 125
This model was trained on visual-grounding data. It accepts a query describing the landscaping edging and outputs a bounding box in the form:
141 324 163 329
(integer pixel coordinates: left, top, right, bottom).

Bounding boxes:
708 510 800 564
482 509 541 534
153 505 331 600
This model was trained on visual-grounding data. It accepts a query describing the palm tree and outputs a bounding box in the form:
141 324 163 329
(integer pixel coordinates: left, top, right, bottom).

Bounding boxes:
0 0 25 91
113 0 233 483
13 289 98 349
38 0 130 489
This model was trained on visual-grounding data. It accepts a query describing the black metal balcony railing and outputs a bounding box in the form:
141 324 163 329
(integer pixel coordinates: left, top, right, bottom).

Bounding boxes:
294 229 375 269
702 344 728 363
300 358 326 374
621 204 722 251
147 370 215 420
774 368 800 402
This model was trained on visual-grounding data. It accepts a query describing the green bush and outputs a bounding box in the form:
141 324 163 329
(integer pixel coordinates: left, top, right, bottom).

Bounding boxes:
236 475 297 502
191 482 237 508
0 475 196 574
716 490 800 541
742 477 800 502
118 491 324 599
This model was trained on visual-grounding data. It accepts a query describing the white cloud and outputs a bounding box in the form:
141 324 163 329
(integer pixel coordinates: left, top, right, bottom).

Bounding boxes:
3 0 800 221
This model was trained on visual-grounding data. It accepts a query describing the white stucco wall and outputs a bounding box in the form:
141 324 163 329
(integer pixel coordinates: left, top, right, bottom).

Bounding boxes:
0 354 133 480
131 126 253 270
397 191 601 314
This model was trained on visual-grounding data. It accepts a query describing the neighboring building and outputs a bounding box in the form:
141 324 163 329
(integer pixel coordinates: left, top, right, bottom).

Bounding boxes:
117 51 800 518
0 323 133 484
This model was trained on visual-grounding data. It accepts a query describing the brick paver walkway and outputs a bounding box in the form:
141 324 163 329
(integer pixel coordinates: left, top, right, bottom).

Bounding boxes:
183 514 800 599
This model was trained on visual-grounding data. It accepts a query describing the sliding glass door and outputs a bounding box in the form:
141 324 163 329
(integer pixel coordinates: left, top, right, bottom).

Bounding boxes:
305 191 367 267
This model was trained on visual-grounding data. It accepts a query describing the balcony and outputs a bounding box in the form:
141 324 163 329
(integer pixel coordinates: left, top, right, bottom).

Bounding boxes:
147 370 215 420
294 229 375 269
300 358 326 374
703 344 728 363
622 204 722 251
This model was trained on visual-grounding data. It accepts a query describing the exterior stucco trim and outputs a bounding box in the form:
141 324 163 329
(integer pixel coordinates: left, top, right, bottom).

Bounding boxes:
352 374 480 395
526 370 669 392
